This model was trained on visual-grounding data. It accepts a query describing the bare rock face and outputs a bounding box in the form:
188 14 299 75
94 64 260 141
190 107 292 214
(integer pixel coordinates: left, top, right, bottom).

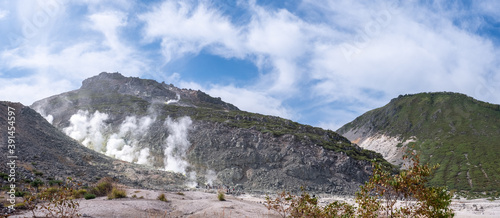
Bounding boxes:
30 72 388 194
187 121 371 194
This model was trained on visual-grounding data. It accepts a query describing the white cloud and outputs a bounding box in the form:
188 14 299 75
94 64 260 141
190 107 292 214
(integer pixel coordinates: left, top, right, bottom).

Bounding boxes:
137 0 500 127
139 0 243 62
0 9 8 19
0 74 73 105
206 85 293 119
1 6 149 105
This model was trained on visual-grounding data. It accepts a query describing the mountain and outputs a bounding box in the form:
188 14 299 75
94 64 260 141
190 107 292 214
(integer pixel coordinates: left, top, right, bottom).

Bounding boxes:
0 101 184 190
337 92 500 193
31 72 391 194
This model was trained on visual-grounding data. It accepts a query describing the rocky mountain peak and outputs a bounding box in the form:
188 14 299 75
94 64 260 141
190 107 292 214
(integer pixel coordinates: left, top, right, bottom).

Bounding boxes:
80 72 239 111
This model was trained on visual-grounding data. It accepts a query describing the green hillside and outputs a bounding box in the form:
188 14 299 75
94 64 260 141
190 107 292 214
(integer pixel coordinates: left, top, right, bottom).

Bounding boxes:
338 92 500 193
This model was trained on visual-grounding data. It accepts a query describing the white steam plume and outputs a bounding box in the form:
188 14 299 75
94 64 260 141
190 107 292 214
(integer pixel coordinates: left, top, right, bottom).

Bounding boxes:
64 110 108 152
163 116 192 174
105 116 153 164
33 107 54 124
64 110 153 165
205 169 217 186
166 93 181 104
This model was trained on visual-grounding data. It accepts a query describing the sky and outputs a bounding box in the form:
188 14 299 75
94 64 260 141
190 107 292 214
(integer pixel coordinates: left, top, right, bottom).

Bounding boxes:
0 0 499 130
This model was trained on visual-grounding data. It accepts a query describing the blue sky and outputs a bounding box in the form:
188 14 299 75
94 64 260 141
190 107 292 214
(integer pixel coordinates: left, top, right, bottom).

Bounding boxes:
0 0 499 130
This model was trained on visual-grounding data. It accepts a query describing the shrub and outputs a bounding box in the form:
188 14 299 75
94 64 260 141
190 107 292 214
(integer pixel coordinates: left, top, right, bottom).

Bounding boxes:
157 193 167 202
15 190 29 197
91 177 114 196
176 192 185 196
44 187 59 195
108 188 127 199
217 190 225 201
24 177 81 218
30 179 44 188
14 203 27 209
48 180 63 186
0 172 8 180
73 189 87 198
84 193 96 200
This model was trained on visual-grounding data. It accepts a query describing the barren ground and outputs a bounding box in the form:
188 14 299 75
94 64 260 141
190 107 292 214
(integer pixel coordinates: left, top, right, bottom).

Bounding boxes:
9 189 500 217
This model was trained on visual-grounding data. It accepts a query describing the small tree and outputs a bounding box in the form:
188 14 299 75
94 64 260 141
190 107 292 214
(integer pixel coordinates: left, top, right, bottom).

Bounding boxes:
23 177 81 217
356 154 454 217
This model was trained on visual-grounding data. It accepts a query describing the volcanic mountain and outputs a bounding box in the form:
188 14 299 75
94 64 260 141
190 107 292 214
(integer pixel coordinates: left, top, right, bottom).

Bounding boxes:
337 92 500 193
31 72 390 194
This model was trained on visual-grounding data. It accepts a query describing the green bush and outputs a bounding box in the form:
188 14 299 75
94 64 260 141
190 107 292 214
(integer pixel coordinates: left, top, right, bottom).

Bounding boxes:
91 177 114 196
14 203 27 209
217 190 225 201
108 188 127 199
15 190 28 197
0 172 8 180
84 193 96 200
30 178 44 188
157 193 167 202
73 189 87 198
48 180 63 186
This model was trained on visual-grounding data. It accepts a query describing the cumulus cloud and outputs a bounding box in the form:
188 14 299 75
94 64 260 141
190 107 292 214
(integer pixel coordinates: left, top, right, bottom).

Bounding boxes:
206 85 293 118
0 1 149 105
138 0 500 129
139 0 243 62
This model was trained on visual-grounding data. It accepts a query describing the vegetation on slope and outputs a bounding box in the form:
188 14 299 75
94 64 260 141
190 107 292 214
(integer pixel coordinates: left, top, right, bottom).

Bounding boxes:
338 92 500 193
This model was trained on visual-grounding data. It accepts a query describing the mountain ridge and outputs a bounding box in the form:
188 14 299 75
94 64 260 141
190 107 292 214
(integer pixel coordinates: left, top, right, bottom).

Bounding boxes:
338 92 500 193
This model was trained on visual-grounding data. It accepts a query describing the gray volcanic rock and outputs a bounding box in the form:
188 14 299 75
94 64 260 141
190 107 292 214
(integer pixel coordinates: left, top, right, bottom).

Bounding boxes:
0 101 184 190
188 121 371 194
31 72 389 194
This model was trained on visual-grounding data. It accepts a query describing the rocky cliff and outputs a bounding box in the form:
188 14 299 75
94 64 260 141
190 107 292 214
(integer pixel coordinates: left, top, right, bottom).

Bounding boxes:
31 72 390 194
